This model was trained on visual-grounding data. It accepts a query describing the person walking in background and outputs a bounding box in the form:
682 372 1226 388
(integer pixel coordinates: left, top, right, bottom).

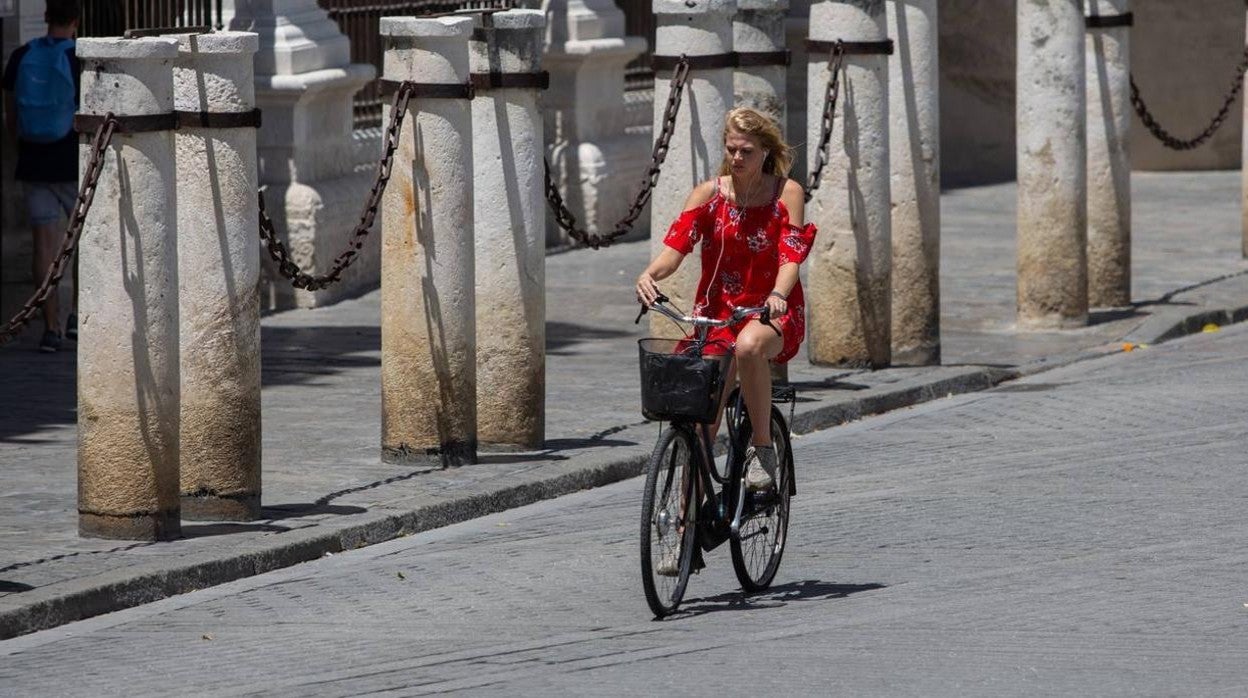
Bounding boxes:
2 0 80 353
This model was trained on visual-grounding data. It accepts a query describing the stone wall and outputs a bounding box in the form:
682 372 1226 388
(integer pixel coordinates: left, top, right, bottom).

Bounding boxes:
940 0 1245 185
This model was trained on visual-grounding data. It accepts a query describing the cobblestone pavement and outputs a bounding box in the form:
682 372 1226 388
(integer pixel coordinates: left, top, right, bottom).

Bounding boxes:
1 171 1247 639
2 323 1247 695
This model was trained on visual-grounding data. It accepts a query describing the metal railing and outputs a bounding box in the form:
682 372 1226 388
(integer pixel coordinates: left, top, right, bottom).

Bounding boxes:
80 0 224 38
616 0 654 91
319 0 516 129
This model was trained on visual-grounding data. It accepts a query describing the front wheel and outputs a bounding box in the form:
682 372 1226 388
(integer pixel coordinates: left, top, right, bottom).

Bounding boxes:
640 426 699 617
730 407 793 592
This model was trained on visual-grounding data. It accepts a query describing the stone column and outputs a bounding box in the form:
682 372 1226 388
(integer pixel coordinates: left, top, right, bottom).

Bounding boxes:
1086 1 1131 308
785 0 811 185
77 37 182 540
174 31 263 521
1241 8 1248 258
806 0 892 368
734 0 788 128
542 0 649 247
888 0 940 365
1017 0 1087 328
649 0 736 339
380 17 477 467
472 11 547 451
224 0 376 310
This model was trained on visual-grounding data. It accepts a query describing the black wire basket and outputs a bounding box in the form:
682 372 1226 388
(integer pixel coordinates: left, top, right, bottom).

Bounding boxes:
637 338 731 424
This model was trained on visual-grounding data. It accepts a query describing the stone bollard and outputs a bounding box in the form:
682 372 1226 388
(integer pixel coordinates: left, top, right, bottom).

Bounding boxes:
1086 1 1131 308
379 17 477 467
805 0 892 368
77 37 183 540
649 0 736 339
472 10 547 451
734 0 789 128
887 0 941 366
1017 0 1087 328
785 2 812 185
174 31 263 520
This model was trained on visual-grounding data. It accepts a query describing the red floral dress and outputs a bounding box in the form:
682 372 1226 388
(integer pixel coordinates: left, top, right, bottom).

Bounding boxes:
663 178 818 364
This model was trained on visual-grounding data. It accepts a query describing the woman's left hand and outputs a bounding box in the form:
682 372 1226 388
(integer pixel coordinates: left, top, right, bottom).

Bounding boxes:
765 292 788 318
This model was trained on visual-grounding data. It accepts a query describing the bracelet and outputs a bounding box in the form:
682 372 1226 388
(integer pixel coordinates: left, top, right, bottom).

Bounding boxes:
768 290 788 301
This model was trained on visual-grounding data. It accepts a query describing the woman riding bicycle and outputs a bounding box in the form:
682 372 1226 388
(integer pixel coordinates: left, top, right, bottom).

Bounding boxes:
635 107 817 494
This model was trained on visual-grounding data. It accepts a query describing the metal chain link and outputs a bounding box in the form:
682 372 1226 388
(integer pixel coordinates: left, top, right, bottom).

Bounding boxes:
258 82 415 291
1 115 117 347
543 58 692 250
805 42 845 203
1131 45 1248 151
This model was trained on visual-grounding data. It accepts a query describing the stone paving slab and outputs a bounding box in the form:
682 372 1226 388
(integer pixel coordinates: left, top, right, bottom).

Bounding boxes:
1 171 1247 640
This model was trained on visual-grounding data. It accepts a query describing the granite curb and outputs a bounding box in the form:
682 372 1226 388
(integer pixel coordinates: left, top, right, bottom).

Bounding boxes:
1 299 1243 641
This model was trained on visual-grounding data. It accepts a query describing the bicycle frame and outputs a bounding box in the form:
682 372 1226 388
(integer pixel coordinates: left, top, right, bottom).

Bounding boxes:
642 297 785 548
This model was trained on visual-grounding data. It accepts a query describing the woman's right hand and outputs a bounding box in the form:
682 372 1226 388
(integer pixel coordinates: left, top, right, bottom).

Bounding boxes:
636 272 660 306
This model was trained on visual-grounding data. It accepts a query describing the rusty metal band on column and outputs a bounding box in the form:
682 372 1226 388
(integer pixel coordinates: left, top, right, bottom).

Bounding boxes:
651 52 737 71
75 110 263 133
175 108 263 129
73 112 178 133
805 40 895 56
735 50 791 67
1085 13 1133 29
378 73 550 100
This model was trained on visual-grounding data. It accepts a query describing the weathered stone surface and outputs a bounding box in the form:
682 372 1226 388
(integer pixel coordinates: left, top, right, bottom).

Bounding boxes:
380 17 477 467
888 0 941 365
472 11 547 449
1086 0 1132 308
77 38 182 540
174 32 263 521
806 0 892 367
1016 0 1087 329
733 3 787 128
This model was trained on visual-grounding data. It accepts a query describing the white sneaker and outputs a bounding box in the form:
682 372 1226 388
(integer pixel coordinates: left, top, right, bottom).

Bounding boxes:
744 445 777 492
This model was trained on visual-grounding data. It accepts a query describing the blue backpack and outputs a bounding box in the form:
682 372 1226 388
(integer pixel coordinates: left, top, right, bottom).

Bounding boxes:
15 37 76 143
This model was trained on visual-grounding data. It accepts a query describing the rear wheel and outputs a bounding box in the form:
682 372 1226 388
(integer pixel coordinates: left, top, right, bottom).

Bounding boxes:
640 426 699 617
730 407 793 592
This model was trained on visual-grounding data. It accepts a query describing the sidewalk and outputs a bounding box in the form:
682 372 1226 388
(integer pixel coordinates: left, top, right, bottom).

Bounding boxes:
2 171 1247 640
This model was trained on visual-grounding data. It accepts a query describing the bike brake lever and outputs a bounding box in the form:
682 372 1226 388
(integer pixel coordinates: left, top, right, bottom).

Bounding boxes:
760 306 781 337
635 292 671 325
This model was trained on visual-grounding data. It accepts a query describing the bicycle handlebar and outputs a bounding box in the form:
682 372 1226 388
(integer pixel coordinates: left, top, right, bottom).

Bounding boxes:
634 292 780 336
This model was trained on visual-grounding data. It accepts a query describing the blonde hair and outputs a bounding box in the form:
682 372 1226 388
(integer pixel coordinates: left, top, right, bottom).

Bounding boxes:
717 107 792 178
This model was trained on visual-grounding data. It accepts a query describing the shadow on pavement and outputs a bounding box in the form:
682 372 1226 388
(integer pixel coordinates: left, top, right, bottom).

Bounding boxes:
0 580 35 593
260 325 379 387
547 320 634 356
0 325 384 442
673 579 887 618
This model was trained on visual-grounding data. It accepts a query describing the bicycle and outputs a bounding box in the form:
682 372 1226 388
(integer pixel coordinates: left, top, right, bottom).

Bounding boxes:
635 294 797 618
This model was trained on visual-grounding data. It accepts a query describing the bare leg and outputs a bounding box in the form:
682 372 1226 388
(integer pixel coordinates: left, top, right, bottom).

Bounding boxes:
735 321 784 446
31 222 61 333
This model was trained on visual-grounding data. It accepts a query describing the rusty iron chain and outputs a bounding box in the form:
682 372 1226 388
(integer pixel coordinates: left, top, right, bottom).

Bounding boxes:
1131 45 1248 151
1 115 117 347
543 57 692 249
258 82 415 291
805 41 845 203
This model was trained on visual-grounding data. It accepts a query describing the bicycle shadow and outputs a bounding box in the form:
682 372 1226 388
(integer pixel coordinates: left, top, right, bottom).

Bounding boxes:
670 579 885 618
